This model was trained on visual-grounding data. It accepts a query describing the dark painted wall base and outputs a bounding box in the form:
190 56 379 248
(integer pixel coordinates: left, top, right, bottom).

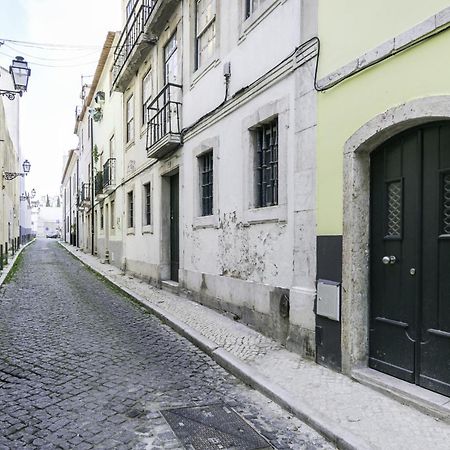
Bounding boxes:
316 235 343 371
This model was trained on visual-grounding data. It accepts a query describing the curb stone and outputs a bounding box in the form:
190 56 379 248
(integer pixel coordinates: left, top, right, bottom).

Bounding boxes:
0 239 36 286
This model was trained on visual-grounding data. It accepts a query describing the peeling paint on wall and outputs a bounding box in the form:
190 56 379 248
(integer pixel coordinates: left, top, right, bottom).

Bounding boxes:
217 212 286 283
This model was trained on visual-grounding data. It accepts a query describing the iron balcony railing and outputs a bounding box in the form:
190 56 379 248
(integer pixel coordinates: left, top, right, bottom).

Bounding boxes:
102 158 116 189
112 0 158 87
146 82 182 151
94 172 103 196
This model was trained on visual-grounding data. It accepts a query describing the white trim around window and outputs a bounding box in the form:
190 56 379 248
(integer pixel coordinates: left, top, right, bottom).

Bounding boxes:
192 136 220 229
242 97 288 224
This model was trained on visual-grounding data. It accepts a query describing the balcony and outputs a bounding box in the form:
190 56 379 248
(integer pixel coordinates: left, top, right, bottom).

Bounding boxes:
94 172 104 199
78 182 91 210
112 0 181 92
102 158 116 193
146 83 182 159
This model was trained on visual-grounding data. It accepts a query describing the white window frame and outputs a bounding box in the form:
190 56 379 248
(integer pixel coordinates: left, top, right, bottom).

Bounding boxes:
142 69 152 127
195 0 217 70
192 137 220 229
242 98 288 224
126 95 134 144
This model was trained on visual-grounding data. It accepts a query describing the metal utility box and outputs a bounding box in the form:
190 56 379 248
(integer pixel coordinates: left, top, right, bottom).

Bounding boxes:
316 279 341 321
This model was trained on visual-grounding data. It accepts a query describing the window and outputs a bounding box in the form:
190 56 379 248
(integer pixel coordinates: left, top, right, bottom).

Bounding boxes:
164 33 178 84
109 135 115 159
199 151 213 216
142 70 152 125
245 0 260 19
143 183 151 226
255 118 278 208
127 191 134 228
195 0 216 69
126 95 134 143
100 206 104 229
111 200 115 230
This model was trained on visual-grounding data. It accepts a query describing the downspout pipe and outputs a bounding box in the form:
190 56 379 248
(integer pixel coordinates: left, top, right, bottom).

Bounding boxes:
90 117 95 256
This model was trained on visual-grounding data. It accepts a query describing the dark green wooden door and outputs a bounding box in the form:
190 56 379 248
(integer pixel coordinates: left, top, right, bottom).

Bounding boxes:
370 122 450 397
170 173 179 282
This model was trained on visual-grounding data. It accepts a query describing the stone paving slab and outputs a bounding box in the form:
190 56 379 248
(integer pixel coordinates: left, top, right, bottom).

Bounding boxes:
59 242 450 450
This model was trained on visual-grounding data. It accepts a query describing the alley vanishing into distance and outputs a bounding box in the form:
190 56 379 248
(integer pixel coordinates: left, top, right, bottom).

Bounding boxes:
0 240 332 450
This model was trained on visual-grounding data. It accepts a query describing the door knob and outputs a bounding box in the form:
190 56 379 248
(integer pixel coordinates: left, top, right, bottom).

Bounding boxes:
382 255 397 265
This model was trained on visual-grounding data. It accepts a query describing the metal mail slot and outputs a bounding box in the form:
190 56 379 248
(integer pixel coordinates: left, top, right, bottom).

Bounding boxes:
316 279 340 321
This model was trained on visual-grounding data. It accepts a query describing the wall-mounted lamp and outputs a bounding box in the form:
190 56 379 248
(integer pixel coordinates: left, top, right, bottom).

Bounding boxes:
3 159 31 181
20 188 36 201
94 91 105 105
0 57 31 100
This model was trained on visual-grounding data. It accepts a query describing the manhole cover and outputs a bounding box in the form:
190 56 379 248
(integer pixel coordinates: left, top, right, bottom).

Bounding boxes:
161 404 272 450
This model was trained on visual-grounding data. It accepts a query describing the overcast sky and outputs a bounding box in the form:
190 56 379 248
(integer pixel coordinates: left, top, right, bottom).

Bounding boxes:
0 0 121 197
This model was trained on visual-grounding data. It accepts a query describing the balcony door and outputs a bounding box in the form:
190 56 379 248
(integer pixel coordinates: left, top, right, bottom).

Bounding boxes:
164 33 180 136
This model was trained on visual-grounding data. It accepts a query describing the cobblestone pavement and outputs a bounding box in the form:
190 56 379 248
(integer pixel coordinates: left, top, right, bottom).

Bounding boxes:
59 241 450 450
0 239 333 450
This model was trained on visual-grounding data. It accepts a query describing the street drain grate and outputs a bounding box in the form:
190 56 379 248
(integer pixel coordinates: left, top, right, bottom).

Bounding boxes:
161 404 272 450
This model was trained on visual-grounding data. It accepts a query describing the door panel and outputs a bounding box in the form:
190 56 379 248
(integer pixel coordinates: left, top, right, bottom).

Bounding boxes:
370 122 450 396
420 125 450 396
370 132 420 383
170 174 179 282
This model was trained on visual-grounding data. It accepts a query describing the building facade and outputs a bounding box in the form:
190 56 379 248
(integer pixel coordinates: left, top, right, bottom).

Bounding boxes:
65 0 319 358
317 1 450 395
0 66 26 256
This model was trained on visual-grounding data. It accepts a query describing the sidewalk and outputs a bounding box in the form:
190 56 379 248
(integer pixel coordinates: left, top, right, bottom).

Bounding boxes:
60 242 450 450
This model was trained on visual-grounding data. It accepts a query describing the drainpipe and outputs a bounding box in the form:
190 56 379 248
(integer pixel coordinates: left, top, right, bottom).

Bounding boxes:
76 159 80 248
90 118 95 256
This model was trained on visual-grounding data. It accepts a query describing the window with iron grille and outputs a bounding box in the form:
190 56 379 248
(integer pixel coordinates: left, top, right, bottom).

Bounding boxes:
100 206 104 230
195 0 216 70
128 191 134 228
143 182 151 226
255 118 278 208
126 95 134 143
199 151 213 216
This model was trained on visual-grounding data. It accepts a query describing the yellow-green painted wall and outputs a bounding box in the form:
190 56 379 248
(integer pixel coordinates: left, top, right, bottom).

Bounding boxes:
317 2 450 235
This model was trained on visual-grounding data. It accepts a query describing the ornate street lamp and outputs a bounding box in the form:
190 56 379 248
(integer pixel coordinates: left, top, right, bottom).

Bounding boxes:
3 159 31 181
20 188 36 202
0 56 31 100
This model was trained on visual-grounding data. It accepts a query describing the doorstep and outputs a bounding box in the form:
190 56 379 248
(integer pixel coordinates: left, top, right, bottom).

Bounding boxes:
161 280 180 295
352 367 450 423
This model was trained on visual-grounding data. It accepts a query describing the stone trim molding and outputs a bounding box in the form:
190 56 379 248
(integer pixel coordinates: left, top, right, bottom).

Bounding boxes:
341 96 450 374
318 6 450 90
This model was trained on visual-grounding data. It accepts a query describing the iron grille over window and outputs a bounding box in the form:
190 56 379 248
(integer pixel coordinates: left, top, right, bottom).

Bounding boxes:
199 151 213 216
100 207 104 230
255 118 278 208
144 183 151 225
128 191 134 228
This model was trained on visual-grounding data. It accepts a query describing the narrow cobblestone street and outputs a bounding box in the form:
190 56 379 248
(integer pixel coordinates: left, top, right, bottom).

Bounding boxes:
0 240 332 450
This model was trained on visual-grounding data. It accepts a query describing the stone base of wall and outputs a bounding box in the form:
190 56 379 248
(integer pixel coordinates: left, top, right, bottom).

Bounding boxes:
181 269 316 359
